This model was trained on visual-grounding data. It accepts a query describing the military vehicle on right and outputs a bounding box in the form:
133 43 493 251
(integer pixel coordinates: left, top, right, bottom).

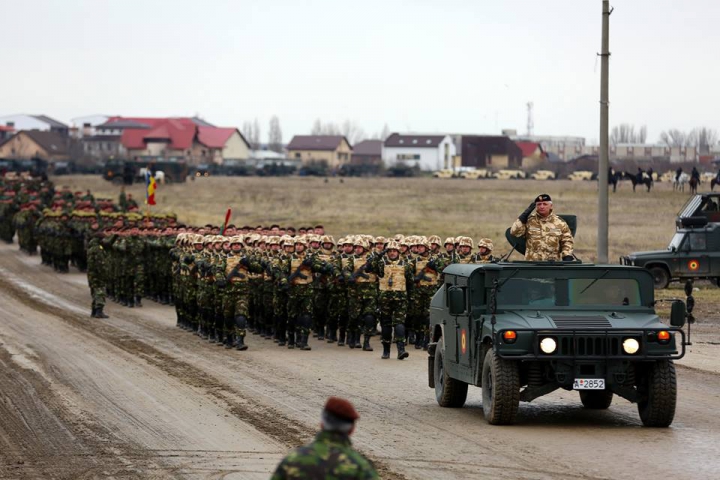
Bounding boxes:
621 193 720 288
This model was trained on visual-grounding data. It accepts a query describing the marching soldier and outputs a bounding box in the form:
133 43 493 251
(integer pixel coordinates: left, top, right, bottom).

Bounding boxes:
370 240 412 360
347 237 378 351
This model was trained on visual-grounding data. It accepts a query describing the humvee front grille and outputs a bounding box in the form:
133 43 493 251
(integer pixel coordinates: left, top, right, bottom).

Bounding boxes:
551 316 612 329
559 336 621 356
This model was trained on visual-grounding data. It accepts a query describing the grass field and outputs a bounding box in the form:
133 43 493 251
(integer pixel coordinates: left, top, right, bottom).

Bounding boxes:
57 174 695 262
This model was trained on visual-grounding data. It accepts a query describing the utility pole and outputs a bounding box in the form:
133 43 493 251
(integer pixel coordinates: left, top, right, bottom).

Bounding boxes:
598 0 611 263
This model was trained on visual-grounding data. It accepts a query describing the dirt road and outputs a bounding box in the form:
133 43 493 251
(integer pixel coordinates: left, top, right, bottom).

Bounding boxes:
2 243 720 480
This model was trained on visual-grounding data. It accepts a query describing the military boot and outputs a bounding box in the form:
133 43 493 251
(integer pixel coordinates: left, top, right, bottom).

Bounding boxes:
326 329 337 343
337 329 346 347
362 334 373 351
235 335 248 351
277 330 286 347
317 326 325 341
348 331 357 349
224 333 234 349
135 296 142 307
208 328 217 344
397 341 409 360
91 306 97 318
287 331 296 349
408 329 416 345
96 306 109 319
381 342 391 359
298 333 312 351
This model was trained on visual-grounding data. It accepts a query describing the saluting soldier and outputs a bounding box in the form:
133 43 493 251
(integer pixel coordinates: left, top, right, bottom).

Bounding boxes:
510 194 574 261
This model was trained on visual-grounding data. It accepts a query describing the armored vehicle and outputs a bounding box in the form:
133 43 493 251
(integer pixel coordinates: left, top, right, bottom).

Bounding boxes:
621 193 720 288
428 261 692 426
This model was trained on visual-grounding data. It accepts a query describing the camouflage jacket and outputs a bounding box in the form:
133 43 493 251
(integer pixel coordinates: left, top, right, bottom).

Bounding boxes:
271 431 378 480
510 211 574 261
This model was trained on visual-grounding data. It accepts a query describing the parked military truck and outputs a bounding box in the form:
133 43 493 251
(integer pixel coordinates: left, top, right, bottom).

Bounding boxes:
621 193 720 288
428 261 692 427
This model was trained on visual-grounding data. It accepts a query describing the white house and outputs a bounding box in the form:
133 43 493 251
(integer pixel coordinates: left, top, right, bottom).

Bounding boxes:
71 115 110 137
382 133 456 171
0 114 69 136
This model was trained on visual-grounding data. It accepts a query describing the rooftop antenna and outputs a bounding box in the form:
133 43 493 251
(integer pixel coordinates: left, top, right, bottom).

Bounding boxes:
526 101 534 136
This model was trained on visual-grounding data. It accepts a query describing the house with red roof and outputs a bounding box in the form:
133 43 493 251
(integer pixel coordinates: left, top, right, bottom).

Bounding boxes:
81 117 249 164
515 141 546 168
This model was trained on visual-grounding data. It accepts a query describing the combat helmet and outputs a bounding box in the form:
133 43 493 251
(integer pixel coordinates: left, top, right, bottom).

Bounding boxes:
457 236 474 248
477 238 494 251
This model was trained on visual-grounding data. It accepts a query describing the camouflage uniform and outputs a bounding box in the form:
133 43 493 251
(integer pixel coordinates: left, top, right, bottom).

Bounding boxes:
86 236 108 318
408 245 445 350
312 237 335 340
283 242 326 350
223 237 252 350
370 242 412 360
271 431 378 480
347 242 378 350
510 211 574 261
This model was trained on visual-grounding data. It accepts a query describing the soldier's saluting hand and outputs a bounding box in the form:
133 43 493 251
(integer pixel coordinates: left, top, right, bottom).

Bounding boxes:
510 193 574 262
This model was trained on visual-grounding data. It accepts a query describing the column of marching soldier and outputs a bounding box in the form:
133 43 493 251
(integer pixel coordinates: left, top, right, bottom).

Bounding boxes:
1 176 500 360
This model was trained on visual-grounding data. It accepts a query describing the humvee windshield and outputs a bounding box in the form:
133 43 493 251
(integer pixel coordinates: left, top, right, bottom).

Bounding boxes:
497 276 642 308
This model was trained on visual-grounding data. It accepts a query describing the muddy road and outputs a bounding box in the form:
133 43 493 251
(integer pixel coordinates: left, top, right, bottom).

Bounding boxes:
1 243 720 480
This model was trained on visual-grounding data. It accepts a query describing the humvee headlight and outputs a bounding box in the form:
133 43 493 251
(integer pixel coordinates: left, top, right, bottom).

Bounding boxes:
502 330 517 344
540 337 557 354
623 338 640 354
657 330 671 344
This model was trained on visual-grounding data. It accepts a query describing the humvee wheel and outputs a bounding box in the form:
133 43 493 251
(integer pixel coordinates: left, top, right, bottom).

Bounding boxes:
434 337 468 408
580 390 613 409
649 266 670 289
638 360 677 427
481 349 520 425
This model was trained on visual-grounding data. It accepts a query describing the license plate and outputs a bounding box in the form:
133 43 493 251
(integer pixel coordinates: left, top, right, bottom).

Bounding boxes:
573 378 605 390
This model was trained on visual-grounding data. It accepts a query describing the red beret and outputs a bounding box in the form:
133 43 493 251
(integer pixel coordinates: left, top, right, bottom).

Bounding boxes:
324 397 359 421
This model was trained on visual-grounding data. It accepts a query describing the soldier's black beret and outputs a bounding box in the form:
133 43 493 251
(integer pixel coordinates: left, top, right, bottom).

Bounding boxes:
535 194 552 203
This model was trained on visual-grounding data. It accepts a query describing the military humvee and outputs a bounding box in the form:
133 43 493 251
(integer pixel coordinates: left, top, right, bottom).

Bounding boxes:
428 261 693 427
620 193 720 288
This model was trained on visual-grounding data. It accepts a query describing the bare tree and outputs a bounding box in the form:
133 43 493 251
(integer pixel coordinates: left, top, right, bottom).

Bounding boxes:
659 129 688 147
610 123 646 145
268 115 283 153
311 118 323 135
380 123 391 141
242 121 253 147
252 118 261 150
687 127 719 153
341 120 365 144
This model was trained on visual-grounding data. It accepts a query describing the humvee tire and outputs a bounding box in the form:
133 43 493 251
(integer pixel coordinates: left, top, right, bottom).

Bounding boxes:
580 390 613 409
481 350 520 425
434 337 468 408
638 360 677 428
649 266 670 289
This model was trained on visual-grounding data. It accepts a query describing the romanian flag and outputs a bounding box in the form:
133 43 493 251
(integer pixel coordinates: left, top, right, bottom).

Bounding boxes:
146 171 157 206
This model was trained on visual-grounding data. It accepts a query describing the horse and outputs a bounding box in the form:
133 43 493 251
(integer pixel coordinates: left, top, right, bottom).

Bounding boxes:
674 172 690 192
689 176 699 195
608 170 622 192
712 177 719 192
624 171 653 192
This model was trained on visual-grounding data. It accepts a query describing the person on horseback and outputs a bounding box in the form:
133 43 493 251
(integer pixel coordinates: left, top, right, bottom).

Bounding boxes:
675 167 683 183
636 167 644 185
691 167 700 182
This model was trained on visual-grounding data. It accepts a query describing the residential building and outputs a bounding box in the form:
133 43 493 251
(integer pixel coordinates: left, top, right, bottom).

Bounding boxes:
71 115 110 138
286 135 352 169
517 141 546 169
578 144 699 163
512 134 586 162
0 114 69 137
461 135 522 169
0 126 14 142
195 127 251 163
383 133 456 171
351 139 383 166
0 130 69 161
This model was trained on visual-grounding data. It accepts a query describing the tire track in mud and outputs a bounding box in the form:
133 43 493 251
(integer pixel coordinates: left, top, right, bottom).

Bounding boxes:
0 275 408 480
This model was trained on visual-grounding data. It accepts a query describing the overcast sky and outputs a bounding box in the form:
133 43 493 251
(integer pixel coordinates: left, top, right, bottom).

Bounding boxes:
1 0 718 144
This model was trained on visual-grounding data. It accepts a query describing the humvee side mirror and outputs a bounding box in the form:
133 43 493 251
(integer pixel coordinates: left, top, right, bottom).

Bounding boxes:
670 301 686 328
448 287 466 315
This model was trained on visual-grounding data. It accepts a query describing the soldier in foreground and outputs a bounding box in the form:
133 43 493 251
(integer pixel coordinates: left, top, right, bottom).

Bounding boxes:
510 193 574 261
271 397 378 480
